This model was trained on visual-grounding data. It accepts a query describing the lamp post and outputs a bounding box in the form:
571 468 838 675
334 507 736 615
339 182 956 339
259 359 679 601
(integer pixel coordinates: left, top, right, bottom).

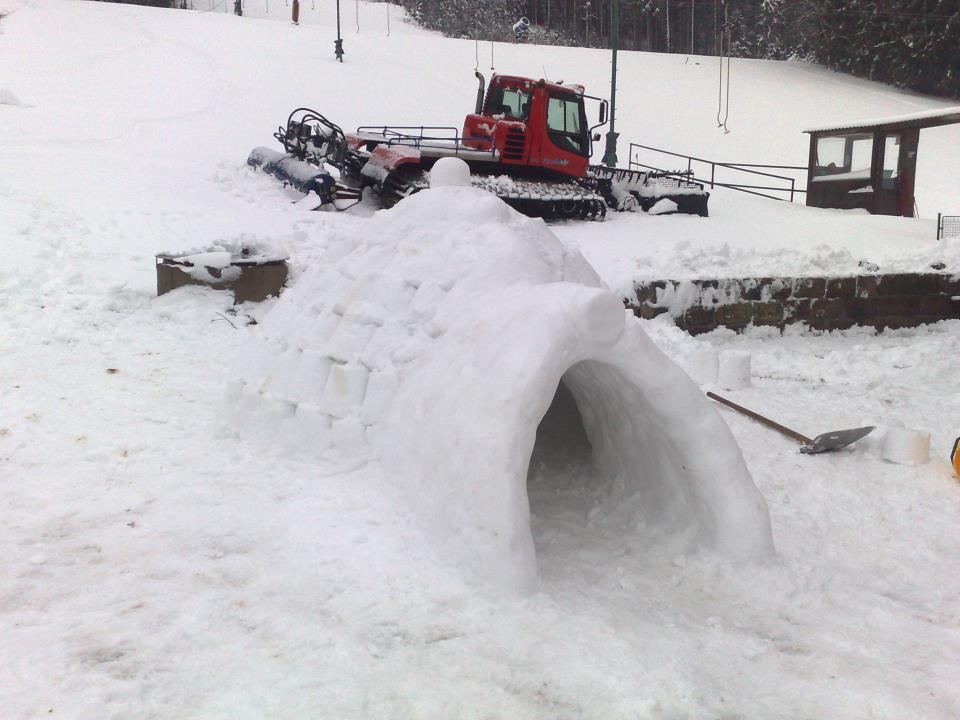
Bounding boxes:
334 0 344 61
602 0 619 167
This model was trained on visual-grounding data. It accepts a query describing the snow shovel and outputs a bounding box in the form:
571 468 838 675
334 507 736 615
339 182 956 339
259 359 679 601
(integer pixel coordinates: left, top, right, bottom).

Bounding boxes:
706 391 875 454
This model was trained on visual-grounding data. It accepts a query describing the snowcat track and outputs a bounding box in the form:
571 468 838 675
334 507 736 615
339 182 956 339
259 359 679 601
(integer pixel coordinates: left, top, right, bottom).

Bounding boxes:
377 167 606 221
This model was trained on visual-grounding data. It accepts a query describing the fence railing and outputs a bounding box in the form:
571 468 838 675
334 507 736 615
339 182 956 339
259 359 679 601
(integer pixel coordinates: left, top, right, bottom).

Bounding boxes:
627 143 808 203
938 213 960 241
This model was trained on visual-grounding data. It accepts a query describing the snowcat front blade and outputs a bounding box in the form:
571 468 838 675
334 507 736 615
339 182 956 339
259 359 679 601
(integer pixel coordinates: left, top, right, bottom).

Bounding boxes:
590 165 710 217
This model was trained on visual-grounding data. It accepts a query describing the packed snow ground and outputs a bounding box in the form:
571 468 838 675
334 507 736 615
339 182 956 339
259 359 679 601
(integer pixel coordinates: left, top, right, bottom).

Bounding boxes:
2 2 960 718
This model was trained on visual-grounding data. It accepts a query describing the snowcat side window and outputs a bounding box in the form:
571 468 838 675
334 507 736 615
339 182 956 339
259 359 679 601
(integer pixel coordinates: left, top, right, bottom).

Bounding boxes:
546 94 587 156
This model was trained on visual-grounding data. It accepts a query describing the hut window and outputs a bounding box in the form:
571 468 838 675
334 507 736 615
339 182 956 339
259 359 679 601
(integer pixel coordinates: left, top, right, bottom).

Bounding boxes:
815 137 845 172
881 135 900 189
813 133 873 181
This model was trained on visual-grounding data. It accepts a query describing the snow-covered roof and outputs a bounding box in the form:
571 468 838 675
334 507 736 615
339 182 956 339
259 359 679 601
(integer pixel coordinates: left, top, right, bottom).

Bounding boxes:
804 106 960 134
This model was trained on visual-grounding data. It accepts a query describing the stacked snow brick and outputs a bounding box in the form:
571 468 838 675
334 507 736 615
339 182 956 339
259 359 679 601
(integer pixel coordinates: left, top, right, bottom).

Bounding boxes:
230 239 449 455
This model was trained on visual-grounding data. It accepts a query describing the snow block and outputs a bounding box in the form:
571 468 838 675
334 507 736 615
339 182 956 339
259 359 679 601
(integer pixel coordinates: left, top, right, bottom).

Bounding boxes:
686 347 719 386
318 362 370 419
429 157 471 188
324 321 376 363
360 369 399 425
230 185 773 591
718 351 752 390
285 350 333 406
881 428 930 465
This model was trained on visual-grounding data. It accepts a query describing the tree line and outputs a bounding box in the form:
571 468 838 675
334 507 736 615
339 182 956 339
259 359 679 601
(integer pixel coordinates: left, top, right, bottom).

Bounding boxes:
395 0 960 99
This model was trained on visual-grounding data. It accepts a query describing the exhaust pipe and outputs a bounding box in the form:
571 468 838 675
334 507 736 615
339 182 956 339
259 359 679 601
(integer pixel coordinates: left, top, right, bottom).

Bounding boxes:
474 71 486 114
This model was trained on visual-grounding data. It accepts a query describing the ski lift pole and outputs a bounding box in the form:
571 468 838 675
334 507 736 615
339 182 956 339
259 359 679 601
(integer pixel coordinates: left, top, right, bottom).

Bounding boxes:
334 0 344 61
602 0 619 167
721 5 731 133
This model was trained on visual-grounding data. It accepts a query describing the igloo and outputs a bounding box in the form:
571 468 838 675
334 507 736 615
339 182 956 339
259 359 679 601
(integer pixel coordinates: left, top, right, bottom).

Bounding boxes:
231 178 773 591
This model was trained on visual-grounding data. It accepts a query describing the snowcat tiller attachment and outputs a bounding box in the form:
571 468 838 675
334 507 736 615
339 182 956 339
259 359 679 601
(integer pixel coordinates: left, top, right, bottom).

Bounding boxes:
247 109 363 210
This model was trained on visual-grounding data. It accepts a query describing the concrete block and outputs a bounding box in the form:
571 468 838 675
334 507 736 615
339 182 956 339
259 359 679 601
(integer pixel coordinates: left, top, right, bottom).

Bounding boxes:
856 275 880 298
751 301 784 327
792 277 826 299
878 273 941 296
715 302 752 330
825 277 856 299
156 255 287 304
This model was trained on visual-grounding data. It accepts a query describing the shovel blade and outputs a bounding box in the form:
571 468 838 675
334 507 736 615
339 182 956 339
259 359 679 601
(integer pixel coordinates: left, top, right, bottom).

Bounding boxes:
800 426 875 454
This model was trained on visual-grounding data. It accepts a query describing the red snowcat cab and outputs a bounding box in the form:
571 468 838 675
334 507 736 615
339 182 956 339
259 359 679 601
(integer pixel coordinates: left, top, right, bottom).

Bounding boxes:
248 72 709 220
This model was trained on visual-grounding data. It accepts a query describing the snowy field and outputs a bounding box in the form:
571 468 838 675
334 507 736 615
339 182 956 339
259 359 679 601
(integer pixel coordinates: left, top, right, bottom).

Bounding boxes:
2 1 960 718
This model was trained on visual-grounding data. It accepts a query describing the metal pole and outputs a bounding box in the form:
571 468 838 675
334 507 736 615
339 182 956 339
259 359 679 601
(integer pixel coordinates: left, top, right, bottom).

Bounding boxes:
602 0 619 167
690 0 694 54
335 0 344 61
666 0 671 54
585 1 590 46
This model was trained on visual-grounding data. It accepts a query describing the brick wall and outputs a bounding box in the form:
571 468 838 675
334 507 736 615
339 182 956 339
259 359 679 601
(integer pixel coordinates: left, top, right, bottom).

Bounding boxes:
629 273 960 335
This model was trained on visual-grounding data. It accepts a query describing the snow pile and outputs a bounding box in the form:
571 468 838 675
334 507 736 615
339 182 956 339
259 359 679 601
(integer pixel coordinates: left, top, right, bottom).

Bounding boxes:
0 88 20 105
648 197 679 215
231 187 773 589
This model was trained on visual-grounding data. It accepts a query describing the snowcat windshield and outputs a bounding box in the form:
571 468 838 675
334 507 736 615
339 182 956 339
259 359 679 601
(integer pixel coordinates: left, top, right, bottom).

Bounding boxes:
487 87 531 121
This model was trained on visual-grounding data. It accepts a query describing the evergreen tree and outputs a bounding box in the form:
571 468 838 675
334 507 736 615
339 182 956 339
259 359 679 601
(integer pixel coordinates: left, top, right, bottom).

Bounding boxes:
396 0 960 99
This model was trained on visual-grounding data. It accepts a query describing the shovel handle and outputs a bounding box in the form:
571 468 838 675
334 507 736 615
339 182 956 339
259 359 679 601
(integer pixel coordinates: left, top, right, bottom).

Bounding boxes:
706 391 811 445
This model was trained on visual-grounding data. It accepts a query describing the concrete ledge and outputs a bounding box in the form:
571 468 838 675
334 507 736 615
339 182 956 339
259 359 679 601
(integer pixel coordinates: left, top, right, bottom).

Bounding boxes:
628 273 960 335
156 253 288 304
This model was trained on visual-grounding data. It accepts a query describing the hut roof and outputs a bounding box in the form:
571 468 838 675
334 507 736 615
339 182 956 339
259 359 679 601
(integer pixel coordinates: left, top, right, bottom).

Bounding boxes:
804 106 960 135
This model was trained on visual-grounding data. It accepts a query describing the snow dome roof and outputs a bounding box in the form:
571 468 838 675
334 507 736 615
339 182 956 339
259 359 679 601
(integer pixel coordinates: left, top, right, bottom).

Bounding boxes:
229 185 773 591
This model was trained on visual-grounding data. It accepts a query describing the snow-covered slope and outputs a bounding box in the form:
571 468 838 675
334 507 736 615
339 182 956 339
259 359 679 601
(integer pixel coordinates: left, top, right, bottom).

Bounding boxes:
2 0 958 295
2 2 959 718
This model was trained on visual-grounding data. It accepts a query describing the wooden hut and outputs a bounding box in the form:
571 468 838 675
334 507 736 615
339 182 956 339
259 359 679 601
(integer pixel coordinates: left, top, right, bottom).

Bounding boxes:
804 107 960 217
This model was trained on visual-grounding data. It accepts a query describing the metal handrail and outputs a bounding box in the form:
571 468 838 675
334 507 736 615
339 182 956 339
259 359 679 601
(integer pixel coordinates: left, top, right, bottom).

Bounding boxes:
356 125 461 139
354 125 498 157
628 143 807 202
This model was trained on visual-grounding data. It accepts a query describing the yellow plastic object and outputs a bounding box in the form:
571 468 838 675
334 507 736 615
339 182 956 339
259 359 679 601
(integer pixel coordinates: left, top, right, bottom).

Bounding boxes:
952 437 960 478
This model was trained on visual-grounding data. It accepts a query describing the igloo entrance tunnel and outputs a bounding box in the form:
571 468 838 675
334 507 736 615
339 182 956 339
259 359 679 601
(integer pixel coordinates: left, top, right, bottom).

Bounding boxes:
231 173 773 591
